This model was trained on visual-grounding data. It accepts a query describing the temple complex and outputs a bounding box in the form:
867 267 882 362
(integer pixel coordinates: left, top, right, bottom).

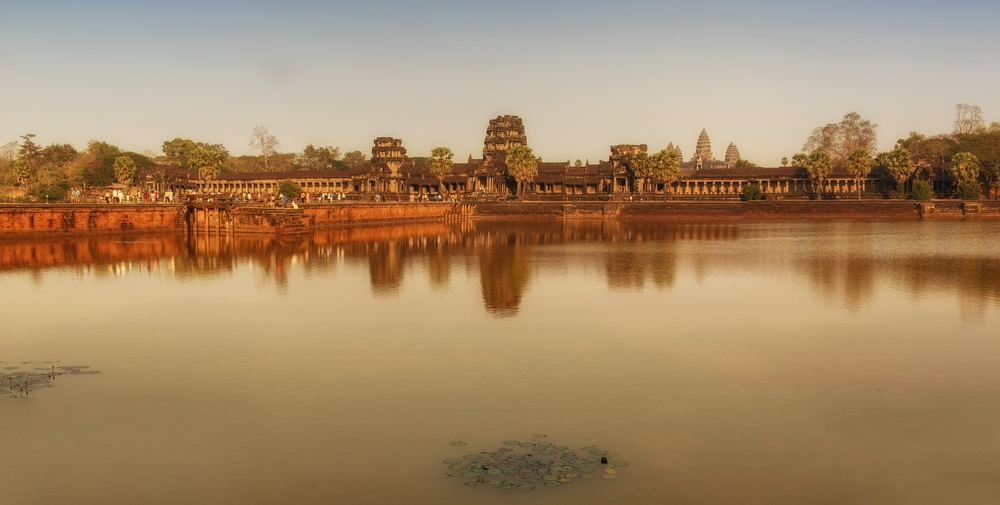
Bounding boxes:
167 115 903 202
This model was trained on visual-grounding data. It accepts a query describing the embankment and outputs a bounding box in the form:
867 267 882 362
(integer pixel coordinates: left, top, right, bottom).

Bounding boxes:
0 204 185 238
470 200 1000 220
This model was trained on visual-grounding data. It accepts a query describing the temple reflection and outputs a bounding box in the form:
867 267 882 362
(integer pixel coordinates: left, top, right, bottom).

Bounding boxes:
1 220 998 316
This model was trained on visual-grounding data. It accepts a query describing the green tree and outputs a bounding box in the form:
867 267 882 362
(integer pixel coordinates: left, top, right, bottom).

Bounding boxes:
296 145 341 170
911 179 933 201
948 152 982 193
161 138 197 167
190 146 223 181
428 147 454 197
18 134 40 169
982 162 1000 199
781 157 788 166
629 151 652 194
342 150 366 167
875 147 915 196
650 148 681 195
803 151 832 196
162 138 228 169
113 156 137 186
79 140 122 187
39 143 78 167
8 159 30 185
742 183 763 201
505 145 538 199
732 159 759 169
847 148 874 198
29 163 69 201
948 130 1000 198
277 180 302 199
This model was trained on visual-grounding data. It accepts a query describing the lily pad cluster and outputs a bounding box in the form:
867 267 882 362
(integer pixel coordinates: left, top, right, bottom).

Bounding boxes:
1 361 100 399
442 435 628 491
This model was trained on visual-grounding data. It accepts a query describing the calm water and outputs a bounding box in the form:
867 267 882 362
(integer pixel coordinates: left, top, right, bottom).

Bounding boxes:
2 220 999 504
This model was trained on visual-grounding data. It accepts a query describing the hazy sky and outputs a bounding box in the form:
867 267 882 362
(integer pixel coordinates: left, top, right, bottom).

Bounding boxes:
2 0 998 165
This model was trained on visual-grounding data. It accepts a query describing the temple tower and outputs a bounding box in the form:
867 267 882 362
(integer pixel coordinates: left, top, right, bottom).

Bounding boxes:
371 137 407 176
483 115 527 169
692 129 714 162
371 137 407 194
667 142 683 162
725 143 740 168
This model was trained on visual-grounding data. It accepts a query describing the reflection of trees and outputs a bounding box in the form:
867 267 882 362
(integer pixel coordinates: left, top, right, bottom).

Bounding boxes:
478 233 531 317
367 241 403 296
426 242 450 290
4 222 999 316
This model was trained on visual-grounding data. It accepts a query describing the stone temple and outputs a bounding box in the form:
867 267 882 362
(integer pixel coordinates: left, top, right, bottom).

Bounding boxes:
684 130 727 170
725 143 740 168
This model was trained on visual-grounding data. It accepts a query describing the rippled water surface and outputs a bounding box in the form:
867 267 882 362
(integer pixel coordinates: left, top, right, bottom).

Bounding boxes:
2 219 999 504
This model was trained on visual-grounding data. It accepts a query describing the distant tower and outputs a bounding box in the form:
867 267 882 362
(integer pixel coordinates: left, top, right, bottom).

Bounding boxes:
725 143 740 168
667 142 682 163
692 129 715 163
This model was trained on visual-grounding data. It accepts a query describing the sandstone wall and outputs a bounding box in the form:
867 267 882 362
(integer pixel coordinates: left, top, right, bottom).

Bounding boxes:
303 203 454 227
472 200 1000 220
0 205 185 237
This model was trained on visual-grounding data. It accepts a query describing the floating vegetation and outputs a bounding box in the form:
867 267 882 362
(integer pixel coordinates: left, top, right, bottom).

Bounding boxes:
2 363 100 399
441 435 626 492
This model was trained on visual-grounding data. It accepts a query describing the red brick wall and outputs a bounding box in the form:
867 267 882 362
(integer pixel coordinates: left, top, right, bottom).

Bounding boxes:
0 205 185 237
473 200 1000 220
303 203 453 227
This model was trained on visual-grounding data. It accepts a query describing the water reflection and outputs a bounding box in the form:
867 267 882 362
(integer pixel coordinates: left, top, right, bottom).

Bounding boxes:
2 220 999 315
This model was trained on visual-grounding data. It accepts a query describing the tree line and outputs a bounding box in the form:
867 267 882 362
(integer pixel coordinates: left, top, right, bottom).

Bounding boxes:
0 126 371 202
790 105 1000 200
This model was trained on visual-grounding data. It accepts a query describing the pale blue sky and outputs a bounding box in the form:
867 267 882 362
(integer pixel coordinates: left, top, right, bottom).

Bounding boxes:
1 0 998 165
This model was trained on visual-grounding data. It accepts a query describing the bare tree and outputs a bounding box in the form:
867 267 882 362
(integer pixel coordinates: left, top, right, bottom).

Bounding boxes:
803 112 877 169
953 103 985 135
249 126 280 171
0 141 18 167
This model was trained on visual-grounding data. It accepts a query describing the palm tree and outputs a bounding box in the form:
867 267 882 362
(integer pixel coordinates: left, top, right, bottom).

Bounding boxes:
847 148 873 199
428 147 454 198
651 148 681 197
875 147 915 197
630 151 651 195
505 145 538 200
804 151 832 197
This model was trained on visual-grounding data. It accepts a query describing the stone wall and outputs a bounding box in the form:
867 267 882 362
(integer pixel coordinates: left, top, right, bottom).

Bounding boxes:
472 200 1000 220
0 204 185 237
303 203 454 227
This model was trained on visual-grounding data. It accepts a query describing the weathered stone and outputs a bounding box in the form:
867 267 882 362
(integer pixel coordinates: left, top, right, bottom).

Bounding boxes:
692 129 715 163
725 143 740 168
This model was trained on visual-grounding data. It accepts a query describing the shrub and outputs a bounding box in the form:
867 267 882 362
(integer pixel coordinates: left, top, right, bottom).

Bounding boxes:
742 183 763 201
28 182 68 201
957 179 982 201
911 179 933 201
277 180 302 199
897 181 906 197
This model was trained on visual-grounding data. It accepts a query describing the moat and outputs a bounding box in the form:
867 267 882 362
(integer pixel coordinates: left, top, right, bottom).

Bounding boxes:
2 220 999 504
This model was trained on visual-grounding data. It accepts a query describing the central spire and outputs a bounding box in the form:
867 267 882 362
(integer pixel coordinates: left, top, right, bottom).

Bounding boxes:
692 129 714 162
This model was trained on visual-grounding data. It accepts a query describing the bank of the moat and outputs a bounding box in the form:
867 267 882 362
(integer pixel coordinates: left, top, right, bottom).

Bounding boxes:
1 200 998 238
